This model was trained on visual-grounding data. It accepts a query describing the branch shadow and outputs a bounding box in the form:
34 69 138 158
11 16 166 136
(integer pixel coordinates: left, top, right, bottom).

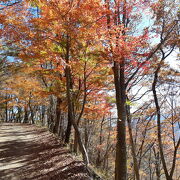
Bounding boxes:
0 123 90 180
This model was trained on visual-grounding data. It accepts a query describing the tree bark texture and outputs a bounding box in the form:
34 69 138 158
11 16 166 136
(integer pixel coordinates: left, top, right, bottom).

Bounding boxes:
113 61 127 180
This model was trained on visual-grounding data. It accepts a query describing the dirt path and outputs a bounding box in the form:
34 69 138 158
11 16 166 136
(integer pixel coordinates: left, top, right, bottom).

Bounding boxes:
0 123 91 180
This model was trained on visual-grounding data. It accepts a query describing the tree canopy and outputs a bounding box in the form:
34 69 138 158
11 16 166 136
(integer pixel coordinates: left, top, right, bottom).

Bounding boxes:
0 0 179 179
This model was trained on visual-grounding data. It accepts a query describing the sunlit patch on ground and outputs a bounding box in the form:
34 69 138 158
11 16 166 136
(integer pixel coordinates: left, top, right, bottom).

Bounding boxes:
0 123 91 180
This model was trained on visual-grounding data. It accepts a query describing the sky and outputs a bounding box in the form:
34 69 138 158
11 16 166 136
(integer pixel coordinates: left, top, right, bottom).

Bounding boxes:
165 50 179 71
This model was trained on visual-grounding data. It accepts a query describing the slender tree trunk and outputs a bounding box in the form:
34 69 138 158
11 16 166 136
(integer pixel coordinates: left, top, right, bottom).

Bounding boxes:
58 113 64 140
72 119 89 165
149 148 152 180
5 100 8 122
17 106 21 123
103 114 112 171
73 131 78 153
64 113 72 144
41 105 45 126
29 105 34 124
64 36 89 165
65 64 89 165
48 96 54 132
5 93 8 122
153 147 161 180
74 68 87 153
152 63 172 180
53 97 62 134
23 105 28 123
126 104 140 180
96 117 104 167
64 36 72 144
66 66 89 164
10 108 14 122
84 120 89 150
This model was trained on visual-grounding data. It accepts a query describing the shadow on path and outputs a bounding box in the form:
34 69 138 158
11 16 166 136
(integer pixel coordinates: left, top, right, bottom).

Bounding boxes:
0 123 90 180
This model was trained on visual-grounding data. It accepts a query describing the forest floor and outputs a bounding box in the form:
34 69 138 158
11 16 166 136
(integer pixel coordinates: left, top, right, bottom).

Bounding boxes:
0 123 92 180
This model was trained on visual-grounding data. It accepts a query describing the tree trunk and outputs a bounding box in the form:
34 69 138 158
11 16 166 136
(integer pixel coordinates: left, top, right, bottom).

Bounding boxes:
152 63 172 180
72 119 89 165
73 131 78 153
113 61 127 180
23 105 28 123
48 96 54 132
126 104 140 180
153 147 161 180
84 119 89 150
29 105 34 124
53 97 62 134
65 66 88 162
41 105 45 126
65 64 89 164
5 98 8 122
17 106 21 123
64 36 72 144
58 113 64 140
96 117 104 167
